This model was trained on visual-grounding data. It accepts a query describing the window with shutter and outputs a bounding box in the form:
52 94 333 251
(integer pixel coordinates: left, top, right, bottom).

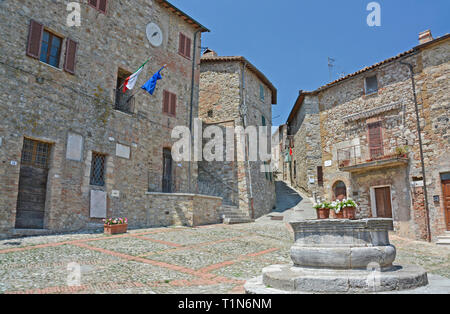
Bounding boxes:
368 122 383 159
64 39 77 74
39 30 63 68
317 166 323 186
163 90 170 114
170 93 177 116
178 33 192 59
26 20 44 59
89 0 107 14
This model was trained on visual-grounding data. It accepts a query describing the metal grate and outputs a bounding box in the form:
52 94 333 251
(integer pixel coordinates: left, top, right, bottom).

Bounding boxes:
90 152 106 186
20 138 50 169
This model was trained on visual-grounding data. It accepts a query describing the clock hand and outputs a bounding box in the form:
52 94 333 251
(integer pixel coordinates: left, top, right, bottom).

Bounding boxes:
152 32 159 37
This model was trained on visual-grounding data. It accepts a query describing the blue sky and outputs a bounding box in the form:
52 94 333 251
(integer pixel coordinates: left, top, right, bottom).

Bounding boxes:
169 0 450 126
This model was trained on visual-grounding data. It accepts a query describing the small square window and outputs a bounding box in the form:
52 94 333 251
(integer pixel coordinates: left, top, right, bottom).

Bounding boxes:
365 76 378 95
207 110 214 118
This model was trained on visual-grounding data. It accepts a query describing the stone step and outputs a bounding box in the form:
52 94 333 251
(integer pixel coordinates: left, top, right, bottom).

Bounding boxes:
223 217 255 225
436 237 450 245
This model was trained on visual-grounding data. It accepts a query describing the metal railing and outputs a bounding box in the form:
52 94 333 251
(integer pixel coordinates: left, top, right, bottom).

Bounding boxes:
114 89 135 114
337 144 408 168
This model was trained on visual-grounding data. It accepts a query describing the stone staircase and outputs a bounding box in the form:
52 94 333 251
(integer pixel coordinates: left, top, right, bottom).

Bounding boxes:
436 232 450 246
221 205 254 225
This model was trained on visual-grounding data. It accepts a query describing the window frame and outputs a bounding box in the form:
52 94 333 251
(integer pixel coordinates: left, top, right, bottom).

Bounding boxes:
88 0 108 14
364 75 379 95
89 152 107 187
39 29 63 68
178 33 192 60
162 90 177 117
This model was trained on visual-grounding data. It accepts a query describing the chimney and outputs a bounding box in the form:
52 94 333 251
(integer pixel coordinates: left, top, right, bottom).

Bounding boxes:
419 30 434 44
202 48 217 58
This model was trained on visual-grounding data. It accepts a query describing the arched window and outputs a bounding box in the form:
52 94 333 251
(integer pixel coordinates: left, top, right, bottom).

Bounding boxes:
333 181 347 201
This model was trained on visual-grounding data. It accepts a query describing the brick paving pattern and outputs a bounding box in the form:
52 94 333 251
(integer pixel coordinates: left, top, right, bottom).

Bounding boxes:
0 219 448 294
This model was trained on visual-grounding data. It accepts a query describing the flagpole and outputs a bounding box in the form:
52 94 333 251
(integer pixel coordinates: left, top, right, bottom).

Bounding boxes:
118 57 152 92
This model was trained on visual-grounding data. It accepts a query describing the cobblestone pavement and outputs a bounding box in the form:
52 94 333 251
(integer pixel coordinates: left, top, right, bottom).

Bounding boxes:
0 218 449 294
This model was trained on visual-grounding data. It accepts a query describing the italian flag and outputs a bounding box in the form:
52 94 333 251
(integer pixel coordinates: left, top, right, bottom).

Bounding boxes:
123 58 151 93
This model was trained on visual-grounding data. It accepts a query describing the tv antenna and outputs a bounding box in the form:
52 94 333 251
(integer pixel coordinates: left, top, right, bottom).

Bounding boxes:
328 57 335 81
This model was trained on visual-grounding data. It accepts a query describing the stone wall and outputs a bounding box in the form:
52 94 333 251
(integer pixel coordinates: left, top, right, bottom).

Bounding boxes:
145 193 222 227
199 58 276 218
0 0 205 236
317 37 449 241
288 95 323 198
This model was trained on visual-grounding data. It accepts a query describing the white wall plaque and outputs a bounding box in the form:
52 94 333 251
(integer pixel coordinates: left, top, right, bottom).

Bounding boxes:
116 143 131 159
111 190 120 198
90 190 107 218
66 133 83 161
324 160 332 167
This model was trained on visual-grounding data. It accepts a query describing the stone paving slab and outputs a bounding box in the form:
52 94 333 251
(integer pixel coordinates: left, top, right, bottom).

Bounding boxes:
0 218 448 294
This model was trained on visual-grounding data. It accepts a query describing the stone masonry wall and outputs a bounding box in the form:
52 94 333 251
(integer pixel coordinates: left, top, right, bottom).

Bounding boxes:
318 38 449 241
0 0 204 237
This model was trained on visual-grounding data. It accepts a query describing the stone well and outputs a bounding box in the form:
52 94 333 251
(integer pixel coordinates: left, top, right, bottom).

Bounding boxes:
245 219 429 293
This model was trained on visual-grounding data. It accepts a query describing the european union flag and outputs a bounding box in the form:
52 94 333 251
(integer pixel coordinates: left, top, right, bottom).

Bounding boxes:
141 66 165 95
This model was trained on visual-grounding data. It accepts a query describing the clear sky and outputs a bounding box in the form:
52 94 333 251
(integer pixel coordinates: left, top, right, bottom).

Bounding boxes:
169 0 450 126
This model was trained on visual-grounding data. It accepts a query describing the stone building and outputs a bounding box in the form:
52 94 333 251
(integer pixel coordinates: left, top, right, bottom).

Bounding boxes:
286 30 450 242
198 50 277 222
285 92 323 199
0 0 224 238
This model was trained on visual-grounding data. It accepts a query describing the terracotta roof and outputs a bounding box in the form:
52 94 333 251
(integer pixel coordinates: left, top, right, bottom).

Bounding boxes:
314 33 450 93
155 0 210 32
286 33 450 124
201 56 278 105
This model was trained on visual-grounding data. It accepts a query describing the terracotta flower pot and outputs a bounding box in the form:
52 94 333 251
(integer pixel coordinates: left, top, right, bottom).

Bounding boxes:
334 210 344 219
104 223 128 235
316 208 330 220
343 207 357 220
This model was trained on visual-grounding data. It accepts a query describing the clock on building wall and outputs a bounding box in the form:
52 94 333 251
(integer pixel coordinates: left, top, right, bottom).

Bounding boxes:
146 22 163 47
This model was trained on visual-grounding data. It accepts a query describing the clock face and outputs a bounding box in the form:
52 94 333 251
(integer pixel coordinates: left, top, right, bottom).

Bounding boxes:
146 23 163 47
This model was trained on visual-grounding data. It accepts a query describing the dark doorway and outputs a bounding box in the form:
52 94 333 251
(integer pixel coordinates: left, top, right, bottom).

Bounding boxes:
333 181 347 201
15 139 51 229
375 187 393 218
162 148 173 193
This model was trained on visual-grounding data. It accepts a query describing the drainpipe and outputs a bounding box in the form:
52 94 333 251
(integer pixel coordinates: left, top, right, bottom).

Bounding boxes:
240 61 255 219
188 29 206 194
400 60 432 242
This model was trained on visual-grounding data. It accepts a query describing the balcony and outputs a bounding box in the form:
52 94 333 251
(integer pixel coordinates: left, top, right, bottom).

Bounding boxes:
337 145 409 173
114 89 135 114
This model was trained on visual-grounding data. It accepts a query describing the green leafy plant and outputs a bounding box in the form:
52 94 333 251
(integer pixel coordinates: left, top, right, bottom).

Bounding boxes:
103 218 128 226
314 202 333 210
395 145 409 156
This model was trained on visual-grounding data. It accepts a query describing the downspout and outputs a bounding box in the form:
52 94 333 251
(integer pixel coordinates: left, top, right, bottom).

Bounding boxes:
188 29 207 193
400 60 432 242
240 61 255 219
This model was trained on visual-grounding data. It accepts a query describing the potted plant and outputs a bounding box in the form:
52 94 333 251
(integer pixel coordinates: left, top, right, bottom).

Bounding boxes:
342 199 358 220
331 201 344 219
395 146 409 158
104 217 128 235
313 202 332 219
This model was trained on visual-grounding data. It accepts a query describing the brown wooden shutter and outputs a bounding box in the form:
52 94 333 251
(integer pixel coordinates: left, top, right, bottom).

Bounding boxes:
163 90 170 114
26 20 44 59
179 33 185 56
185 37 191 59
98 0 107 13
89 0 98 8
64 39 78 74
317 166 323 186
368 122 383 159
170 93 176 116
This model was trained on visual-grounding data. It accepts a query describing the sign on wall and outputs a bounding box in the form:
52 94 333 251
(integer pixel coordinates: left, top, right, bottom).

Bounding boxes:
66 133 83 161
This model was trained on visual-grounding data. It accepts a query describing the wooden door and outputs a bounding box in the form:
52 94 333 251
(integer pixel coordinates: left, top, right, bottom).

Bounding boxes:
15 139 51 229
162 148 173 193
443 180 450 231
375 187 392 218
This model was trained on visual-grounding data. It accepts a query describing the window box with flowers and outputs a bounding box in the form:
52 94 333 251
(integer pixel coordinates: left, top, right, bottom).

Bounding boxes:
104 218 128 235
